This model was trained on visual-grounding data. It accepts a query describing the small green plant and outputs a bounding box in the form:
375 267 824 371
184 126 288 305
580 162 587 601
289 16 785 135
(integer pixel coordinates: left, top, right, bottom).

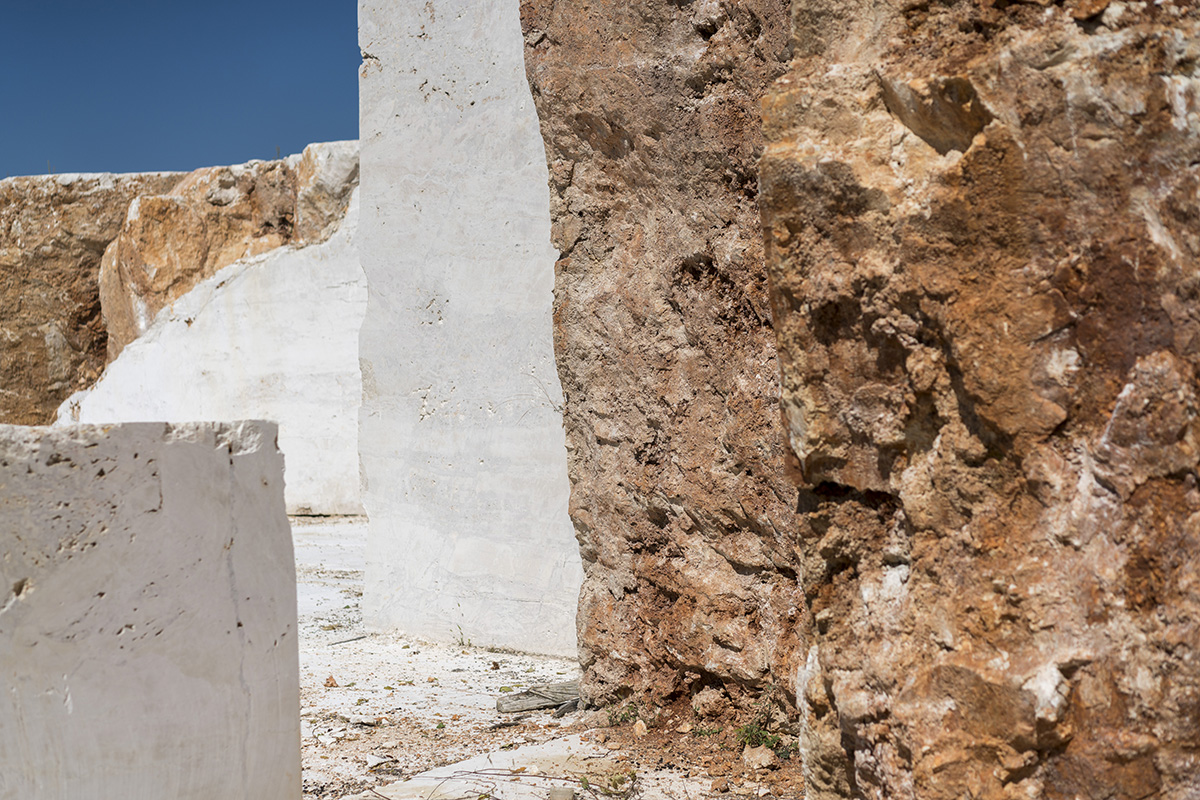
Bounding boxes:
735 722 781 750
734 686 798 760
455 624 472 647
691 725 722 737
355 698 367 706
436 721 445 729
585 769 638 798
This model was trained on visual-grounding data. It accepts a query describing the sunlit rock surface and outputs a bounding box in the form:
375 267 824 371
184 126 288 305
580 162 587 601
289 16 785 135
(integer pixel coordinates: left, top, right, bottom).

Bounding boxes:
99 141 358 359
357 0 581 655
0 171 184 424
761 2 1200 797
522 0 806 710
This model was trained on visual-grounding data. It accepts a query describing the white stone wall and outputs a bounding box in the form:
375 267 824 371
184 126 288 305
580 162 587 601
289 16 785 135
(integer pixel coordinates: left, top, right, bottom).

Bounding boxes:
358 0 582 655
57 190 366 515
0 422 298 800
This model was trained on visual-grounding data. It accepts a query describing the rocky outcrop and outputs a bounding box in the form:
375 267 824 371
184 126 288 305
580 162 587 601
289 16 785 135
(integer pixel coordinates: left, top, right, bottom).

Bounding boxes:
0 171 183 424
522 1 805 710
761 3 1200 798
0 143 358 426
100 141 358 358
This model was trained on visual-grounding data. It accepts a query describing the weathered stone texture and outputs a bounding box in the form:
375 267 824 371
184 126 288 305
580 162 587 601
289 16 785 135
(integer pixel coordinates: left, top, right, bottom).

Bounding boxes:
0 172 183 424
100 141 358 358
0 421 298 799
522 0 806 709
761 2 1200 798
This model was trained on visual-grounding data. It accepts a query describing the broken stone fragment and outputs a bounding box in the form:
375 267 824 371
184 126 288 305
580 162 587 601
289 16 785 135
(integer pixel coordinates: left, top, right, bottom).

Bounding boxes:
877 73 993 155
741 745 778 771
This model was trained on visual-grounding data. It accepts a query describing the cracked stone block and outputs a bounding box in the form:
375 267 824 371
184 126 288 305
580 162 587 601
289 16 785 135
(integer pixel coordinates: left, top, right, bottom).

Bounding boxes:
0 421 298 800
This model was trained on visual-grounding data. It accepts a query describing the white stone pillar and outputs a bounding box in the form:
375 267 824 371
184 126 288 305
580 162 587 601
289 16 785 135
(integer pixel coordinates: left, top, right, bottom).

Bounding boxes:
357 0 581 656
0 422 299 800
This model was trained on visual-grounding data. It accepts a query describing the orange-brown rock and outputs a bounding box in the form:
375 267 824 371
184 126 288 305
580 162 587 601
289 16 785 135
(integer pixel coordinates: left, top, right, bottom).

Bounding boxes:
522 1 806 714
0 172 183 424
761 2 1200 798
99 142 357 358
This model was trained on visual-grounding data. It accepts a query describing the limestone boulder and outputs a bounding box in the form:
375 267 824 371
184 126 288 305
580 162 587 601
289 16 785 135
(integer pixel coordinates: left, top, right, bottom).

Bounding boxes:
760 3 1200 797
0 421 298 799
522 0 806 709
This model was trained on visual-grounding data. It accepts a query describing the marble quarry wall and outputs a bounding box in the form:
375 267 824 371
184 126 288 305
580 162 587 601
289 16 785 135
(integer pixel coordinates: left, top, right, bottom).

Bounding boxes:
99 142 359 360
357 0 582 656
58 188 366 516
2 143 361 514
0 171 184 425
0 421 298 800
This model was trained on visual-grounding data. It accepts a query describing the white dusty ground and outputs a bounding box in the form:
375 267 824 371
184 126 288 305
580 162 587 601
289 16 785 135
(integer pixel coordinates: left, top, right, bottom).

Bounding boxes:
295 517 585 799
294 517 777 800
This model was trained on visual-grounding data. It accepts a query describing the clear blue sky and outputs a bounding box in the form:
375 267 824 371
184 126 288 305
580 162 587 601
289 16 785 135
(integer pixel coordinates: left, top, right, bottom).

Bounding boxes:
1 0 359 178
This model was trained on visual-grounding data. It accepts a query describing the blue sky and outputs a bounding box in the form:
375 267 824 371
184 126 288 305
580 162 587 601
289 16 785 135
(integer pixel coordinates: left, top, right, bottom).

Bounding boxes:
1 0 359 178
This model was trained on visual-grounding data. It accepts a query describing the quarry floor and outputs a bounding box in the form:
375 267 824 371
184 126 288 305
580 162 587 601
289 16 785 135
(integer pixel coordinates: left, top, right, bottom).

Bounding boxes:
293 517 806 800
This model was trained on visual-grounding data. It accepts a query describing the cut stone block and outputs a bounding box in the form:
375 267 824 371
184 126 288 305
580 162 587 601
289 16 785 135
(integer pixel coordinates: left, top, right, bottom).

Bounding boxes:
357 0 582 655
0 421 298 800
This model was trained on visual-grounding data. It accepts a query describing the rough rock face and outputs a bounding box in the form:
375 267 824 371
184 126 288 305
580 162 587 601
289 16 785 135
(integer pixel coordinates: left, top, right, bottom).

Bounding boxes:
522 1 806 710
100 141 358 357
760 3 1200 798
0 172 183 424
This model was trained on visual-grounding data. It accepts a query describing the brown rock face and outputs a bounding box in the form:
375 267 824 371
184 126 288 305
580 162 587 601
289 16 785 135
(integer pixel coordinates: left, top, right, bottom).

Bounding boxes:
100 142 357 358
761 3 1200 798
0 172 184 424
522 1 806 713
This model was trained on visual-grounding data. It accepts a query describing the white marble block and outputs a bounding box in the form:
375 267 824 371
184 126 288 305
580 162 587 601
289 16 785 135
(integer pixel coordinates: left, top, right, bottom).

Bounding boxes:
357 0 582 656
0 422 299 800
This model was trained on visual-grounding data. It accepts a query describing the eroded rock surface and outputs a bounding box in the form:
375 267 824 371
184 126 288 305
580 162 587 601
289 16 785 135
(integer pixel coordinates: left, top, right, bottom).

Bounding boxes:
522 0 806 710
100 141 358 357
761 3 1200 798
0 171 183 424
